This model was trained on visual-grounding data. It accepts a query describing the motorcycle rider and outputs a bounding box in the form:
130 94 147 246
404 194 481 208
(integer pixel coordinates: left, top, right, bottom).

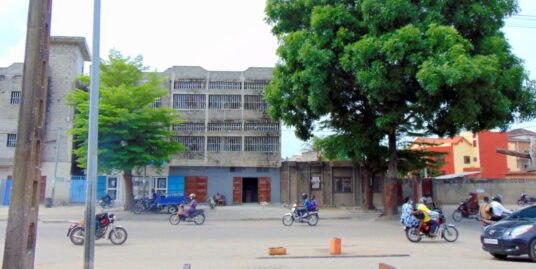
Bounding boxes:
416 197 438 237
490 194 512 221
186 193 198 218
465 192 479 215
102 192 112 206
297 193 311 218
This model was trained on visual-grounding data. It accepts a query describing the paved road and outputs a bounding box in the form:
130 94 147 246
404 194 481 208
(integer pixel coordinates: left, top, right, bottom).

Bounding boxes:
0 204 533 268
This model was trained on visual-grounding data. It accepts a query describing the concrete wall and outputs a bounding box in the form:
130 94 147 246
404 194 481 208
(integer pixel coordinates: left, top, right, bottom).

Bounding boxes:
433 177 536 204
280 161 366 207
169 166 280 203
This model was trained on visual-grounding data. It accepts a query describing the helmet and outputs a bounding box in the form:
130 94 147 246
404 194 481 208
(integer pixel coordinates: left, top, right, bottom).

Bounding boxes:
189 193 196 198
493 195 503 203
301 193 308 200
419 197 428 204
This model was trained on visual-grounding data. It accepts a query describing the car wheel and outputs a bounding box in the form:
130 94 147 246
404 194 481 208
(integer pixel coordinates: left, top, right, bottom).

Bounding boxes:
491 253 507 260
529 239 536 262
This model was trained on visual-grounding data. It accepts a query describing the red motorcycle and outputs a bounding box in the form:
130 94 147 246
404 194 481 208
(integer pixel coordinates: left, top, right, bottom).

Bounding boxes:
517 193 536 205
452 200 480 222
67 212 128 245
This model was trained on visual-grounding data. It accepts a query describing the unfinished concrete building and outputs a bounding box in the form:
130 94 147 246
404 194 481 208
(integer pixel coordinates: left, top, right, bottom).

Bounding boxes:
141 66 281 204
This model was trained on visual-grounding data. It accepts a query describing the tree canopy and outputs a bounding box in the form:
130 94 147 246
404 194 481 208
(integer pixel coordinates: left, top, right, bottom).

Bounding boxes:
265 0 535 214
66 50 185 207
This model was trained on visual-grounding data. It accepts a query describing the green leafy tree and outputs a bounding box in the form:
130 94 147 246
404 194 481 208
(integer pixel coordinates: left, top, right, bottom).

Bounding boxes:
265 0 535 215
66 50 186 209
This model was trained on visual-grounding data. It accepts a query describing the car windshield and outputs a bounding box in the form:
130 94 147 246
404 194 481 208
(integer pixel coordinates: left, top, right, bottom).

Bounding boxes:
503 206 536 221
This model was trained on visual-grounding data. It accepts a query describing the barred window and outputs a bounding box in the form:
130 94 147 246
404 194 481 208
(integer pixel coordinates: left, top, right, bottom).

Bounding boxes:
208 122 242 131
173 94 206 109
174 79 206 89
223 137 242 151
6 134 17 147
173 123 205 131
150 96 162 108
207 137 221 152
172 136 204 151
244 80 269 90
209 95 241 110
209 81 241 90
244 122 279 132
244 136 279 152
244 95 269 111
334 177 352 193
207 137 242 152
10 91 21 104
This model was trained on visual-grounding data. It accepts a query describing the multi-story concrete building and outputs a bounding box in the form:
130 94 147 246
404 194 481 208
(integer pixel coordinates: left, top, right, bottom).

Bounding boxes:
0 36 90 205
1 37 281 205
143 66 281 204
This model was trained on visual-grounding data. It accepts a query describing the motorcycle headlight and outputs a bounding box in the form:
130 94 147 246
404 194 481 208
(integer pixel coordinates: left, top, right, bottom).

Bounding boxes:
504 225 533 239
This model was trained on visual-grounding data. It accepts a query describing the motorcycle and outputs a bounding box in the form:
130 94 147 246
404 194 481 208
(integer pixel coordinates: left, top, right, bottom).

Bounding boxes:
452 200 480 222
517 193 536 205
98 196 114 209
405 210 458 243
282 204 319 226
169 205 206 225
67 212 128 245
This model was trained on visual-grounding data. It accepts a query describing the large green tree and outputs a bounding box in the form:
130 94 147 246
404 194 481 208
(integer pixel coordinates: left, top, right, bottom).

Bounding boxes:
265 0 535 215
67 50 185 209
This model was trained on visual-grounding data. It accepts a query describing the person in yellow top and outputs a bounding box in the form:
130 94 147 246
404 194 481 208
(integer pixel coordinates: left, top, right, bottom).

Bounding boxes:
479 196 492 220
417 197 438 237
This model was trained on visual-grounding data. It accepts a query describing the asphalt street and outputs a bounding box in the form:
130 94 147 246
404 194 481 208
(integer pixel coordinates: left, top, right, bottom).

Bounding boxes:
0 204 533 269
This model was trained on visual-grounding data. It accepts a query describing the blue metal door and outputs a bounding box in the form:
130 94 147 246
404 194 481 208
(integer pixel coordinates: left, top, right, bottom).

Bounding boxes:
167 176 184 196
69 177 87 203
3 179 12 206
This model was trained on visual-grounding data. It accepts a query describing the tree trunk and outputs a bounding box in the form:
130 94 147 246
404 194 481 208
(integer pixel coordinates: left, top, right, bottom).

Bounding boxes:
123 170 134 210
384 132 398 216
361 165 375 210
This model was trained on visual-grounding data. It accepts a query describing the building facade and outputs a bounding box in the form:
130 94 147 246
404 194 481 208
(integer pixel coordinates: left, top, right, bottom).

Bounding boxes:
411 131 510 178
140 66 281 204
0 36 91 205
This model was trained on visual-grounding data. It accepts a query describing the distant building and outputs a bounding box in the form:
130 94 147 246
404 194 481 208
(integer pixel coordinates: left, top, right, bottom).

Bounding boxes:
411 131 510 178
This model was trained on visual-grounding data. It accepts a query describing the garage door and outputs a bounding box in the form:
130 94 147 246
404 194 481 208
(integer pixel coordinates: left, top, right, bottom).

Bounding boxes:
185 176 207 203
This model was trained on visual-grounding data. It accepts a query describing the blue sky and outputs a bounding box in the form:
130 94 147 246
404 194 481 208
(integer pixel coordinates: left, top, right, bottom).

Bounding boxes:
1 0 535 158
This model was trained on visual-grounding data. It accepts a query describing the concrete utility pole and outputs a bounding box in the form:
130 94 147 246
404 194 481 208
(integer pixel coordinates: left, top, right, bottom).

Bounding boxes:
496 137 536 169
2 0 52 268
83 0 101 268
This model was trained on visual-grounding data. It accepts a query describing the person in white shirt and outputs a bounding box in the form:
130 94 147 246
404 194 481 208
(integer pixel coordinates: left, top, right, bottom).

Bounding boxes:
489 195 512 221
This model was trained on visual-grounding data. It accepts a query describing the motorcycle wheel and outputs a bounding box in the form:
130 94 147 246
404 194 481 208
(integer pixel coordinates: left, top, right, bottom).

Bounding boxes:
282 215 294 226
69 227 85 245
168 206 178 215
517 200 525 206
133 203 144 214
109 227 128 245
442 225 459 242
193 214 205 225
307 214 319 226
452 210 463 222
405 227 422 243
169 214 181 225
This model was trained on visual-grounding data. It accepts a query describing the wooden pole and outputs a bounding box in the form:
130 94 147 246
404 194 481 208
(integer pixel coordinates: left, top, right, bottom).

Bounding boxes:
2 0 52 268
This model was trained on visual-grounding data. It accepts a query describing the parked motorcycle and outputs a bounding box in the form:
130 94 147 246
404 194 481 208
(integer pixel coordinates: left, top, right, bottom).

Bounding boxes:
169 205 206 225
98 196 114 209
282 204 319 226
405 210 458 243
132 198 178 214
452 200 480 222
517 193 536 205
67 213 128 245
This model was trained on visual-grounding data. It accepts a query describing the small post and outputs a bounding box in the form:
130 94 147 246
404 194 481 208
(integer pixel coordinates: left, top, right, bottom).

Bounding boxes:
330 237 341 255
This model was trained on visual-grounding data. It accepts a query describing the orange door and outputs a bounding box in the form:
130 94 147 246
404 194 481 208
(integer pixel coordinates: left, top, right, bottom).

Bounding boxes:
233 177 242 204
258 177 271 203
185 176 208 203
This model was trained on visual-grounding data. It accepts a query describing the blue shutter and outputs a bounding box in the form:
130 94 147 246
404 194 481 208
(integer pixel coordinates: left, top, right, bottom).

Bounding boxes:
167 176 184 196
97 176 106 199
3 179 12 206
